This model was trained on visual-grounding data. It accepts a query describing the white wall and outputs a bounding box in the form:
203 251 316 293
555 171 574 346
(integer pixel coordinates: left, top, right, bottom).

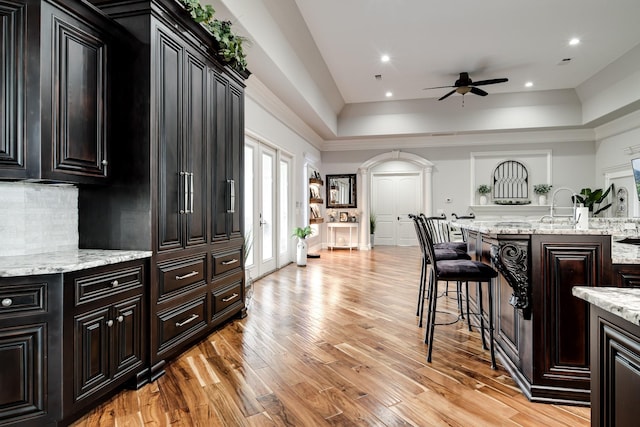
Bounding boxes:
322 139 596 220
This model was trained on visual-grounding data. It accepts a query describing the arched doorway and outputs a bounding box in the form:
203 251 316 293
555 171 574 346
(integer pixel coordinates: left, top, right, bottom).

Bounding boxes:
358 151 434 249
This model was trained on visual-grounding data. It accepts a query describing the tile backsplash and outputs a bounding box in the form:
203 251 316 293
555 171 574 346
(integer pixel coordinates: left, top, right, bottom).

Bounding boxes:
0 182 78 256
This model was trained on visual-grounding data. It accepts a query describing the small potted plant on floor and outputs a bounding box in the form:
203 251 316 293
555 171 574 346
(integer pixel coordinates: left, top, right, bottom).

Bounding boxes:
477 184 491 205
292 226 312 266
369 212 377 248
533 184 552 205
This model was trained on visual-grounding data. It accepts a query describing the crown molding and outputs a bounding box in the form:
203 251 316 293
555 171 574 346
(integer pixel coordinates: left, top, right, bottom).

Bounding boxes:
321 128 595 151
594 109 640 141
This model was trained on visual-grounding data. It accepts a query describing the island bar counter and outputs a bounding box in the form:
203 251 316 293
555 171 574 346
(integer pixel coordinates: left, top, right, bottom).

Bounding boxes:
457 220 616 405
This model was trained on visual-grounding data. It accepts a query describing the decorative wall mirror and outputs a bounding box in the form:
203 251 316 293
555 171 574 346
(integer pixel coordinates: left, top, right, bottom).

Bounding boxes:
326 174 357 208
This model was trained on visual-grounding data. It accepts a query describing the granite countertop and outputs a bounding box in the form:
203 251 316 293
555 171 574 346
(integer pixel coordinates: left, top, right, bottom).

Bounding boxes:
0 249 153 277
452 220 614 235
573 286 640 326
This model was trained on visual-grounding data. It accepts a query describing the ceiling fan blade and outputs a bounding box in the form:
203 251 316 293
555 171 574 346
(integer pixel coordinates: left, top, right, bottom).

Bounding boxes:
423 85 455 90
470 87 488 96
471 78 508 86
438 89 457 101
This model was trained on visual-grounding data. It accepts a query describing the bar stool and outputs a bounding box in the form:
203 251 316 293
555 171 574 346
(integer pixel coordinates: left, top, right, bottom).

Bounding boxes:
422 220 499 369
409 214 469 329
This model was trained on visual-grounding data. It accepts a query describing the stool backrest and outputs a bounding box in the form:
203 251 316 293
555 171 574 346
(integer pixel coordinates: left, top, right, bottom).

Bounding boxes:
421 214 451 244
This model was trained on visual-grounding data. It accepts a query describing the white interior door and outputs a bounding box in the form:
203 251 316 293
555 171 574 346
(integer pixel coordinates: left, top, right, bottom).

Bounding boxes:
372 173 421 246
278 154 293 267
244 138 278 278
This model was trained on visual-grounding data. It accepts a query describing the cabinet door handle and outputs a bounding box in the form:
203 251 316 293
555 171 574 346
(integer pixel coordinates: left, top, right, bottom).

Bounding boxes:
180 171 187 214
227 179 235 213
1 298 13 307
221 259 238 265
189 172 194 213
110 279 119 287
101 159 108 166
106 319 114 327
175 271 198 280
222 293 239 302
175 313 199 327
117 315 124 323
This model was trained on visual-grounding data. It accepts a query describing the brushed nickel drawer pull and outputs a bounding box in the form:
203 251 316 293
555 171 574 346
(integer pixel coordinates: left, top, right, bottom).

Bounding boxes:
117 315 124 323
111 279 119 287
106 319 114 327
222 293 239 302
175 271 198 280
176 313 199 327
1 298 13 307
221 259 239 265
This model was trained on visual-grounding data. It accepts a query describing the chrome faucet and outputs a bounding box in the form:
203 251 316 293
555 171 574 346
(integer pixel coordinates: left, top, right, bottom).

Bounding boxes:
549 187 578 222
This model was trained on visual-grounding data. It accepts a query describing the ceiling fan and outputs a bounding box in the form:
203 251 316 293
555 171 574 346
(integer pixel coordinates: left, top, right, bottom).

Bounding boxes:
423 72 508 101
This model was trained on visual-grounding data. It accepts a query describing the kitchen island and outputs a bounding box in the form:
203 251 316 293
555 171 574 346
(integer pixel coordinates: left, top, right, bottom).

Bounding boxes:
453 219 640 405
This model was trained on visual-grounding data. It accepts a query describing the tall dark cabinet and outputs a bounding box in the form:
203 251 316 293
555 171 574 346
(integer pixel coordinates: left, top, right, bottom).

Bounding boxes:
80 0 248 380
0 0 127 183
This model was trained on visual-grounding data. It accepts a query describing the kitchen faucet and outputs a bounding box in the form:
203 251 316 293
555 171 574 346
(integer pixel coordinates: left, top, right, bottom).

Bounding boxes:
545 187 578 222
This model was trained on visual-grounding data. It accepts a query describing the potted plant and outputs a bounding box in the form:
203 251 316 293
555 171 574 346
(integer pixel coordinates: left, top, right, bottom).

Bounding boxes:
243 230 254 307
572 185 614 216
369 212 377 248
292 226 312 266
477 184 491 205
533 184 552 205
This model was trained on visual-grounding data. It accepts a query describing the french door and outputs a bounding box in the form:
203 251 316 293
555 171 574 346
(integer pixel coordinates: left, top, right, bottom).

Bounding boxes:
371 173 421 246
244 136 292 279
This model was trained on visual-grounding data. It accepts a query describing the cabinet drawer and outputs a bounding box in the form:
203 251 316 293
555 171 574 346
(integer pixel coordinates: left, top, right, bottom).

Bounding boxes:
157 255 206 300
74 265 144 306
212 250 242 276
157 295 207 353
0 282 47 316
212 273 243 317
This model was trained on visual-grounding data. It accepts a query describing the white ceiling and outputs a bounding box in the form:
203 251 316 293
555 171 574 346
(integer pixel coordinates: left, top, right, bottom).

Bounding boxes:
210 0 640 141
293 0 640 104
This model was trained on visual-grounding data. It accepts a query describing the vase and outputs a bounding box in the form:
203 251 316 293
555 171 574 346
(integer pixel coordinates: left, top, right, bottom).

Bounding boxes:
538 194 547 205
479 195 488 205
296 238 307 266
370 234 375 248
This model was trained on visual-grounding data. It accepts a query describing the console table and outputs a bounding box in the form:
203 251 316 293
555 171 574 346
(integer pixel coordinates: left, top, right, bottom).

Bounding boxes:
327 222 359 251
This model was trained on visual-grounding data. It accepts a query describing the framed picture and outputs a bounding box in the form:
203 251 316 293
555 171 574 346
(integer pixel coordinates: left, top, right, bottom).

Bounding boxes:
339 211 349 222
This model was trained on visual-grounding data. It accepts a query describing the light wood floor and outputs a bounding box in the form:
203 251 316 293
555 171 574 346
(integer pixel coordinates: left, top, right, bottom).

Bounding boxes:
72 246 590 426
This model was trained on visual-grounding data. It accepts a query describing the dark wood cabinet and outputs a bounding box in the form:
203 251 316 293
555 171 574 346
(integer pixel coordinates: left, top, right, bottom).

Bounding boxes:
590 305 640 427
62 259 148 424
79 0 248 381
612 263 640 287
0 276 62 427
0 0 127 183
470 231 612 404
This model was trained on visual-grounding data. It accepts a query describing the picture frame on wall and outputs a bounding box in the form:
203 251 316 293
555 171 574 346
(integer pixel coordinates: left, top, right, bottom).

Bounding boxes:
339 211 348 222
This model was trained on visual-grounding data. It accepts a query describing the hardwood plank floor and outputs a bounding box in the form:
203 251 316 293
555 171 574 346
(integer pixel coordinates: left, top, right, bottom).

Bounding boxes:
72 246 590 426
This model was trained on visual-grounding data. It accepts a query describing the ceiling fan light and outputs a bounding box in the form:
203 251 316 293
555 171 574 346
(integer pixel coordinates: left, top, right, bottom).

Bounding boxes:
457 86 471 95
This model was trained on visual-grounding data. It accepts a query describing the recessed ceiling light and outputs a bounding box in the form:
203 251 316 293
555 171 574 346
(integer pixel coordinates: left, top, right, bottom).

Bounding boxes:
569 38 580 46
385 91 393 97
525 81 534 88
381 54 390 63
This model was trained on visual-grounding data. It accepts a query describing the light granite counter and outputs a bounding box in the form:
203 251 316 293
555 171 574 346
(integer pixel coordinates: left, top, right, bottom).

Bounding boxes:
452 219 640 264
572 286 640 326
0 249 152 277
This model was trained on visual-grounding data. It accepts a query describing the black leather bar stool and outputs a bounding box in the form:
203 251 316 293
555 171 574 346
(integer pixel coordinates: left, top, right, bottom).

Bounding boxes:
409 214 469 329
421 219 499 369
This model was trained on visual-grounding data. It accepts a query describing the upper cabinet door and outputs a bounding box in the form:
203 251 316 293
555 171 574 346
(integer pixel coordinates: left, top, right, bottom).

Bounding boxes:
155 26 184 252
0 2 26 179
0 0 115 183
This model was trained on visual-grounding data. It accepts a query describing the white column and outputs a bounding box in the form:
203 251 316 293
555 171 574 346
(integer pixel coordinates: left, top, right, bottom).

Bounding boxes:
358 167 370 250
424 165 433 216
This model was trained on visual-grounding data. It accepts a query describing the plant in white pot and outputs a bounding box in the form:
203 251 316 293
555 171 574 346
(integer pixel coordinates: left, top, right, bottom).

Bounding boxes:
369 212 377 248
533 184 552 205
292 226 312 266
477 184 491 205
